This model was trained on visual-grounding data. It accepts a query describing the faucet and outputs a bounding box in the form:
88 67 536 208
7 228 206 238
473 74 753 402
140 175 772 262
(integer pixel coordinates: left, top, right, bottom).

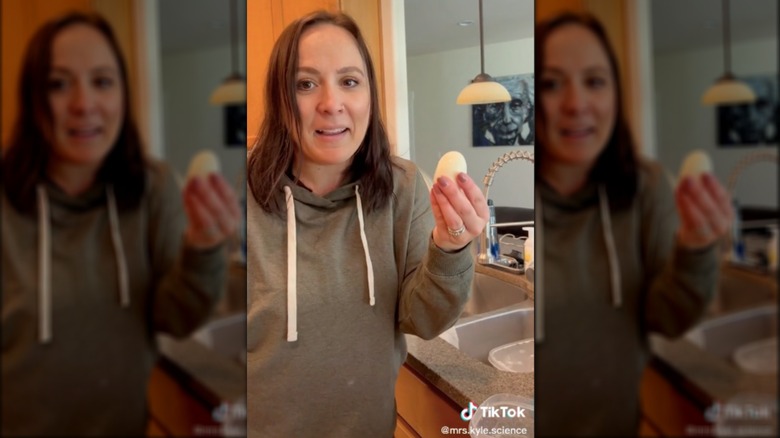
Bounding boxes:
477 150 535 272
723 151 778 267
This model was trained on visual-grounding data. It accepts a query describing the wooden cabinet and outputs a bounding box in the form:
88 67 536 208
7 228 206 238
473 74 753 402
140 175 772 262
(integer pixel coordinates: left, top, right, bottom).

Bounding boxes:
146 360 221 437
395 364 469 438
1 0 139 148
639 361 710 437
247 0 384 147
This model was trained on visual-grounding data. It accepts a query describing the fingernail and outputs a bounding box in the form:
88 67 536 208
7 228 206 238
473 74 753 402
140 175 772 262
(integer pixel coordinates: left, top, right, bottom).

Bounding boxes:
433 185 443 195
457 173 468 183
438 177 449 188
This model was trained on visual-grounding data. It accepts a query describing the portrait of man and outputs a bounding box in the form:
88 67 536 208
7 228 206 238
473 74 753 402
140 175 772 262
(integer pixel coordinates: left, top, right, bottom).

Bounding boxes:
718 75 778 146
472 73 534 147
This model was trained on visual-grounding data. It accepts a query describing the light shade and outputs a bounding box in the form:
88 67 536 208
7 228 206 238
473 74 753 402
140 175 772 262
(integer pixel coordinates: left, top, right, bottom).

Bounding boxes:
701 74 757 106
210 74 246 105
457 73 511 105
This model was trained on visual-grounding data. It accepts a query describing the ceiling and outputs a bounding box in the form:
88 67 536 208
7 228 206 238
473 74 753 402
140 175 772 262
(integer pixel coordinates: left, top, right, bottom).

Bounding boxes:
156 0 777 56
404 0 534 56
651 0 777 53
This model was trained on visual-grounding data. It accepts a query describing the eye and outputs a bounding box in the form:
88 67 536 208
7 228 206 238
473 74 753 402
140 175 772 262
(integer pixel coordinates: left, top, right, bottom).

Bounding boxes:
296 79 315 91
586 76 608 89
539 77 561 92
47 77 68 92
342 78 359 87
94 76 116 89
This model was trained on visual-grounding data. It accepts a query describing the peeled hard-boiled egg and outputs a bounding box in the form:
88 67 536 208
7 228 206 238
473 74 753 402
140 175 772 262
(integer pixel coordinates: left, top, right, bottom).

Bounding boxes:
186 150 221 183
678 149 713 183
433 151 467 183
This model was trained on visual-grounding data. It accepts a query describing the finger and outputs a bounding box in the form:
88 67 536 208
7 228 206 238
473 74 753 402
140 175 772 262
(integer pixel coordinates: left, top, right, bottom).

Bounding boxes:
675 178 706 231
685 176 730 236
183 187 216 231
432 183 466 232
208 174 242 222
429 189 445 226
455 172 490 222
701 173 734 223
435 176 482 235
186 176 236 236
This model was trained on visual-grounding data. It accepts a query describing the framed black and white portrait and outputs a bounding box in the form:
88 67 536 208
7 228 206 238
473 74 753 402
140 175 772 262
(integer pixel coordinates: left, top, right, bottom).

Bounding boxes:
225 104 247 147
717 74 779 147
472 73 534 147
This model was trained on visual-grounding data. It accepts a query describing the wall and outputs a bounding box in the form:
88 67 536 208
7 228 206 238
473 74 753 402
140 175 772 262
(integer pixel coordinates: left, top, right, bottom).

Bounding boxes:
161 45 246 190
654 36 778 208
407 38 534 209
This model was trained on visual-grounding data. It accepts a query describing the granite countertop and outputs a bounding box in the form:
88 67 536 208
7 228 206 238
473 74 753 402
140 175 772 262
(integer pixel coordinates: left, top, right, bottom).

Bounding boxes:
649 264 778 409
403 270 535 429
157 334 246 409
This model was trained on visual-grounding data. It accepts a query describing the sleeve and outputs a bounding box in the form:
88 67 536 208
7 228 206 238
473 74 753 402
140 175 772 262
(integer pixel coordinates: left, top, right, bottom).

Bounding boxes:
397 169 474 340
146 164 227 338
641 163 719 338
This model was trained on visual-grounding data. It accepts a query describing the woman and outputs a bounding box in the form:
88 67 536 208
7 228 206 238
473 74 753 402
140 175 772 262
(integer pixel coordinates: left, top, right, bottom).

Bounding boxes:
246 11 488 437
535 13 734 436
1 12 241 435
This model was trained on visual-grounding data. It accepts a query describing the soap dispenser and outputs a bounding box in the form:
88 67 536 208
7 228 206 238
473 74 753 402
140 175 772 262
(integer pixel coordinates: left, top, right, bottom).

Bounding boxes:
522 227 534 266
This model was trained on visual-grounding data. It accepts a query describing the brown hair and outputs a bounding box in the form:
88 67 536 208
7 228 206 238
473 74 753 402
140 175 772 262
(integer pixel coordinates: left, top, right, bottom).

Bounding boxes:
2 11 146 214
536 12 638 208
247 10 394 214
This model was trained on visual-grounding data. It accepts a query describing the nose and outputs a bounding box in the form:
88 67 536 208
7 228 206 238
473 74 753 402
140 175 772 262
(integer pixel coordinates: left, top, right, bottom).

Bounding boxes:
502 103 513 123
317 84 344 114
561 84 586 114
68 82 95 114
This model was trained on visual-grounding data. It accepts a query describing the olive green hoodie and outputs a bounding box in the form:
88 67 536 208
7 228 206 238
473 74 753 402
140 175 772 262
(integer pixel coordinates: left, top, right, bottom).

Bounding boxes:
246 157 473 437
1 162 226 436
535 160 719 436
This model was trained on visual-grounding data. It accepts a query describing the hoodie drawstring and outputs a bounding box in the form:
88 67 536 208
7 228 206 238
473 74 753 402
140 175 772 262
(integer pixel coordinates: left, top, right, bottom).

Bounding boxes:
354 186 376 307
284 186 298 342
282 185 376 342
535 184 623 344
598 185 622 307
37 186 52 344
35 184 131 344
106 186 130 307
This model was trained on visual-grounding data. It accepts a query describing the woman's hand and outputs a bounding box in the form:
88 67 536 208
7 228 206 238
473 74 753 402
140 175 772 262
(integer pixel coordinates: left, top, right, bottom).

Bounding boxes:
182 174 242 249
675 173 734 250
430 173 490 252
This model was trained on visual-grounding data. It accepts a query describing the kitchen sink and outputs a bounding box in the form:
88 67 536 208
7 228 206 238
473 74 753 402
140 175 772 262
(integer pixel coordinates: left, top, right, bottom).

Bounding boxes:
462 271 527 318
685 304 777 366
191 312 246 365
440 303 533 365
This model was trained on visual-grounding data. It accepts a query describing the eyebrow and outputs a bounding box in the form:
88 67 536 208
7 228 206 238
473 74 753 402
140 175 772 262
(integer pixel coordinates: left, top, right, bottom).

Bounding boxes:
297 66 366 77
542 66 610 76
49 66 120 75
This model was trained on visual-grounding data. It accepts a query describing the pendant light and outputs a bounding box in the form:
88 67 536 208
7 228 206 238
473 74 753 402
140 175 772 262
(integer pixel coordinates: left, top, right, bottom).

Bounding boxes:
456 0 511 105
210 0 246 105
701 0 756 106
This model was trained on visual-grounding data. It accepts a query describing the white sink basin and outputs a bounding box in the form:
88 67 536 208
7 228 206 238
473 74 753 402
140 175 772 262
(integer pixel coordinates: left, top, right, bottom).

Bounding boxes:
441 303 533 366
191 313 246 365
462 271 527 317
685 304 777 373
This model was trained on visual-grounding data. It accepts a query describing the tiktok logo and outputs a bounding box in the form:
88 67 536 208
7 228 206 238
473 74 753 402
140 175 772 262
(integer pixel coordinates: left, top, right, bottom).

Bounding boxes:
460 402 479 421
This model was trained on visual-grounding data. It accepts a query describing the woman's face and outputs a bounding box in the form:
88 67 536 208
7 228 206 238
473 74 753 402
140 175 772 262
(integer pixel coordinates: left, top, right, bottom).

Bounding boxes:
47 24 123 172
540 23 616 169
294 23 370 170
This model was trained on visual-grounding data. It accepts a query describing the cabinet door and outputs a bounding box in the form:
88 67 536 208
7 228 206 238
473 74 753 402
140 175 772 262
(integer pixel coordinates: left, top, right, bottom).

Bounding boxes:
395 364 469 438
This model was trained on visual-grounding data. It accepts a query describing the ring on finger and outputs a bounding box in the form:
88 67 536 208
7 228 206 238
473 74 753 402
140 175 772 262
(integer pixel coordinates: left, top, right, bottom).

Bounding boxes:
447 225 466 238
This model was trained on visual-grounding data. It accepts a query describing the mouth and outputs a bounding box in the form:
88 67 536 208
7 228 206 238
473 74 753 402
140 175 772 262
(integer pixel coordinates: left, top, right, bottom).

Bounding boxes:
68 127 102 139
560 127 595 139
315 127 349 137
